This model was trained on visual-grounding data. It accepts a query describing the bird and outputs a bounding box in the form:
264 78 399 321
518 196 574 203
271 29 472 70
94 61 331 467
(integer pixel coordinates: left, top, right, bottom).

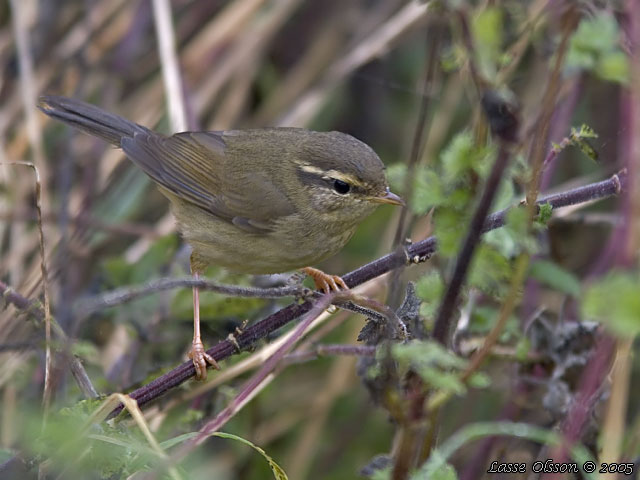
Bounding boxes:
38 95 404 379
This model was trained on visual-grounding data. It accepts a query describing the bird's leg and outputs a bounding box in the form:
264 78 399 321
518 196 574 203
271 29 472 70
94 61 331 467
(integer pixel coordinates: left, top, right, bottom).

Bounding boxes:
301 266 349 294
188 265 219 380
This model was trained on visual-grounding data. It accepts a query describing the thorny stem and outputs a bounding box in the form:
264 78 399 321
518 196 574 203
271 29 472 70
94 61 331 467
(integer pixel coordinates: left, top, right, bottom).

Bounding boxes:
103 169 626 418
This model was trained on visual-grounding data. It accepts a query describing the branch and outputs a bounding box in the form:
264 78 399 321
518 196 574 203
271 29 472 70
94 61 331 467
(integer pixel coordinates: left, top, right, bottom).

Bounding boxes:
106 169 626 417
74 277 310 316
0 280 98 399
432 142 512 344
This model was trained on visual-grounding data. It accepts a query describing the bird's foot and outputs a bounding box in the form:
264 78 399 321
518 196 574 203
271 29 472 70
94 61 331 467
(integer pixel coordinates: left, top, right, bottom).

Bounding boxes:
188 339 220 380
302 267 349 294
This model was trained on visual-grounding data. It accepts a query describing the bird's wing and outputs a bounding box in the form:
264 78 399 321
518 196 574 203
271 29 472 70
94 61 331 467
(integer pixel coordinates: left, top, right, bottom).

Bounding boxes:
121 131 295 233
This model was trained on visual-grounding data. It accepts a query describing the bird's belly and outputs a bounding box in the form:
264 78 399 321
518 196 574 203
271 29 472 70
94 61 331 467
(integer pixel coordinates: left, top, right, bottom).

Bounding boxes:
174 204 356 274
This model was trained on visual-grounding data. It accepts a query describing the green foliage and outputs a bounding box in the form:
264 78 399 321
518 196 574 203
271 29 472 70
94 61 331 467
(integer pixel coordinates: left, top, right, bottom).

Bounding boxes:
566 13 629 84
411 460 458 480
570 125 599 162
552 124 599 162
515 337 532 362
472 7 504 78
211 432 288 480
416 271 444 318
33 398 156 478
419 422 599 480
392 341 489 396
529 260 581 297
370 466 392 480
537 203 553 225
485 206 538 257
469 244 512 296
583 271 640 337
469 305 519 341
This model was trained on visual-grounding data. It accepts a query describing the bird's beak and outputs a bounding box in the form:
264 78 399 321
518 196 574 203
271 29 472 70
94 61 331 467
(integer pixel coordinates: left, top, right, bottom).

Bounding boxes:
369 188 405 206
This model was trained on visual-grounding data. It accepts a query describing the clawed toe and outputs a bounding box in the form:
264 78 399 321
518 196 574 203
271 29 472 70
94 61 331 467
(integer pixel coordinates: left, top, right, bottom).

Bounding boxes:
189 341 220 381
302 267 349 294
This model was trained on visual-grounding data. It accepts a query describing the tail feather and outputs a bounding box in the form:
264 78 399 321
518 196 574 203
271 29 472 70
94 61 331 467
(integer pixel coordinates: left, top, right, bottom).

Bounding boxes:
38 95 149 146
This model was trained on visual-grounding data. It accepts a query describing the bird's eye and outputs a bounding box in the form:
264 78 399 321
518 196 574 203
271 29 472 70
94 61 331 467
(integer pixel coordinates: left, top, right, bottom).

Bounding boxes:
332 179 351 194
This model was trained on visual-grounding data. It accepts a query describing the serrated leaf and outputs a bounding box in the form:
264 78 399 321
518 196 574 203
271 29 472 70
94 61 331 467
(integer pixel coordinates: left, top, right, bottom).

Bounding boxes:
413 169 446 214
537 203 553 224
469 245 511 295
416 272 444 303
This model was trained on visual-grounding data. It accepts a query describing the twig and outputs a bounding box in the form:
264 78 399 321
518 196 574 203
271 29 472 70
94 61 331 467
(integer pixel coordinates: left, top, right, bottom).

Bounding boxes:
389 23 443 306
392 25 442 246
432 143 513 344
74 277 310 316
525 6 579 209
105 170 626 417
336 293 408 340
283 344 376 365
0 208 161 238
159 295 334 476
2 163 54 418
0 279 98 400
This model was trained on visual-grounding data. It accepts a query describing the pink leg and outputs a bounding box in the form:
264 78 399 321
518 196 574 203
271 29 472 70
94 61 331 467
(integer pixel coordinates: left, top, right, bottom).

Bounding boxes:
188 270 219 380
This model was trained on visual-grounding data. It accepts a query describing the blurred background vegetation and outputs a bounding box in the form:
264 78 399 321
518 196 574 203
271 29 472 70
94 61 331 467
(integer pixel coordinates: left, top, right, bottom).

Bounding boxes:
0 0 639 479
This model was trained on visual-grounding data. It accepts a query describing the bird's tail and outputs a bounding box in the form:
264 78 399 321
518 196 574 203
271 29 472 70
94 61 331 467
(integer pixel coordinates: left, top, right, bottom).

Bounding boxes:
38 95 149 146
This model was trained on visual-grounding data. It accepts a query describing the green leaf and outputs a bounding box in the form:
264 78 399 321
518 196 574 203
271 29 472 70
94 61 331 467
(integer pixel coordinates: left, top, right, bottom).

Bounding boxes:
433 209 467 258
416 272 444 302
583 271 640 337
413 169 445 214
467 372 490 389
536 203 553 224
418 422 599 480
469 245 511 295
440 131 476 182
416 271 444 318
392 341 476 396
160 431 288 480
566 13 628 85
598 50 629 84
211 432 288 480
529 260 581 297
386 163 407 193
472 7 503 78
515 337 531 362
411 461 458 480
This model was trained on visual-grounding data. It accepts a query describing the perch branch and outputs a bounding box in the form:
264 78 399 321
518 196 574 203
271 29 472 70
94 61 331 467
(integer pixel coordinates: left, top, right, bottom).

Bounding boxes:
105 169 626 417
